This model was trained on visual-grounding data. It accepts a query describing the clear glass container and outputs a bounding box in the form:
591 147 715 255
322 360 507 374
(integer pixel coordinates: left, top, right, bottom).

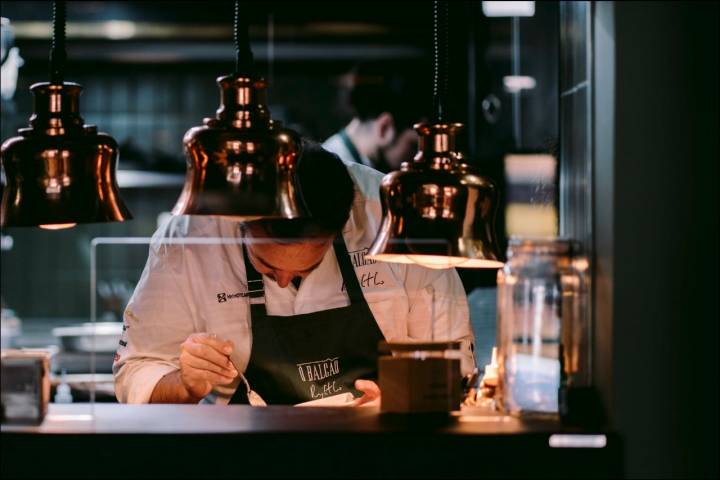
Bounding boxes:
496 237 590 416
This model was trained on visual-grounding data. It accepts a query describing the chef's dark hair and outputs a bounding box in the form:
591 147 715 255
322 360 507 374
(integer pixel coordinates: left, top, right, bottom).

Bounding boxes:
243 140 355 241
348 63 421 131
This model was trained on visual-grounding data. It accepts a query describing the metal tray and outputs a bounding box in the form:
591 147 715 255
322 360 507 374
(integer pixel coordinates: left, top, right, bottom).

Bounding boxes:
51 322 123 353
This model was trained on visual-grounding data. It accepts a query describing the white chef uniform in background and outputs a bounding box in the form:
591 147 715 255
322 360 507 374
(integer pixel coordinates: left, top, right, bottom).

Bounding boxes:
322 132 374 167
113 159 476 404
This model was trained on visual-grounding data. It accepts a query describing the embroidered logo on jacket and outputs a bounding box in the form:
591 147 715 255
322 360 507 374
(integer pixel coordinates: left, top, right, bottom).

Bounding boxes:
216 291 246 303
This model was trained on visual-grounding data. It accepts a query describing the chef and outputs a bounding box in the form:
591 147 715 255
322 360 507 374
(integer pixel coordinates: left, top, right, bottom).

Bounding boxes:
113 141 476 405
323 63 419 173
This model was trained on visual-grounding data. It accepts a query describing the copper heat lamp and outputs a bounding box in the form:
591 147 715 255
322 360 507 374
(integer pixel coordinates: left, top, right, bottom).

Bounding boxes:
367 1 503 269
171 1 306 220
0 1 131 229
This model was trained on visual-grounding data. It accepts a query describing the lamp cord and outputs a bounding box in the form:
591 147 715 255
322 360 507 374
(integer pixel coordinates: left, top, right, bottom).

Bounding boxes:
234 0 254 76
432 0 449 122
50 0 67 84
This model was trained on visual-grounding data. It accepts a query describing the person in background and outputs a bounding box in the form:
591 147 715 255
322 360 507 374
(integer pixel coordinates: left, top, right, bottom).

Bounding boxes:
323 64 420 173
1 17 23 104
113 141 475 406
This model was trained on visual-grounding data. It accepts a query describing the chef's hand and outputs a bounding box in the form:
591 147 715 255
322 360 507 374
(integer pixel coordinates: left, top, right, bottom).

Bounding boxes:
179 333 238 399
350 379 381 407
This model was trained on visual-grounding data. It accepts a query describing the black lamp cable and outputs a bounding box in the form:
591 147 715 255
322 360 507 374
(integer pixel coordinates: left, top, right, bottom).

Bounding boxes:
432 0 449 122
49 0 66 85
234 0 254 76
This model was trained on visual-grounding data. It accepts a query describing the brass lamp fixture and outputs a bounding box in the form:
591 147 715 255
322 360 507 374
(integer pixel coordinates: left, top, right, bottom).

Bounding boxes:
367 1 503 269
0 1 131 229
171 1 307 220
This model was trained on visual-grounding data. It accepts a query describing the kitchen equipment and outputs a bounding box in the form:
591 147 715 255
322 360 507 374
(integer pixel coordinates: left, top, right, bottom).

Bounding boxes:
1 349 51 425
51 351 115 374
52 322 123 353
0 308 21 349
378 341 462 413
49 372 116 402
96 279 134 322
0 2 132 229
367 1 503 270
171 1 306 220
368 123 504 270
495 237 590 417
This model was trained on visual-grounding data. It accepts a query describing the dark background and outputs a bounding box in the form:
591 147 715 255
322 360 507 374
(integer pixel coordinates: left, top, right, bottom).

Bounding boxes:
592 2 719 478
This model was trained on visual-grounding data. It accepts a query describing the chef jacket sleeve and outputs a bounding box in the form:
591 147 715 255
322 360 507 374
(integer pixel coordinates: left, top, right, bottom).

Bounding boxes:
113 223 198 404
400 265 477 376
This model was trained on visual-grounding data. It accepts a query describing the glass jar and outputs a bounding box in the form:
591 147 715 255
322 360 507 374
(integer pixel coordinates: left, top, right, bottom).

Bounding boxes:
496 237 590 417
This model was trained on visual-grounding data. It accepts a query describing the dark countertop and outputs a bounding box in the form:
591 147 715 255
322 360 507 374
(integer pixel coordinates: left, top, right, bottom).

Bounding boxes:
1 404 622 479
0 403 556 434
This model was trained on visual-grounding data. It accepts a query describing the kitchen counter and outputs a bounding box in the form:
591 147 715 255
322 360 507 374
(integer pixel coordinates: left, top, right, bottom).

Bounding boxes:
2 404 622 479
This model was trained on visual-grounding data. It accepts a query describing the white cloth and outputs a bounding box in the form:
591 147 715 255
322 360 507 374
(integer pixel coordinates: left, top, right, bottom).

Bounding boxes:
113 159 476 404
322 131 374 168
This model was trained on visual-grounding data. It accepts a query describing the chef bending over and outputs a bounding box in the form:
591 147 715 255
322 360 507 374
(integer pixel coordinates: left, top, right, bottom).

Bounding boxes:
113 141 476 406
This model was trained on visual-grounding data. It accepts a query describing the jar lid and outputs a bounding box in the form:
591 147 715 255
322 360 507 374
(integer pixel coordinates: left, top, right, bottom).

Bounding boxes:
508 236 582 256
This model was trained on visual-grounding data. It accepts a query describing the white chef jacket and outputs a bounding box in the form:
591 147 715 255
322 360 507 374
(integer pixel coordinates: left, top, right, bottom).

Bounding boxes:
113 159 476 404
323 131 374 168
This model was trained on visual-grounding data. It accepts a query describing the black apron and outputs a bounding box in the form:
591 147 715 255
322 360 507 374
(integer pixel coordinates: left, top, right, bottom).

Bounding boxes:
229 236 385 405
339 129 365 165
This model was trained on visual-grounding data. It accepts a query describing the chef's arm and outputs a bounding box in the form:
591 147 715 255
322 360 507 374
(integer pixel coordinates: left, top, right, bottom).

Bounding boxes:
150 333 238 403
117 334 237 404
112 230 220 403
150 370 204 403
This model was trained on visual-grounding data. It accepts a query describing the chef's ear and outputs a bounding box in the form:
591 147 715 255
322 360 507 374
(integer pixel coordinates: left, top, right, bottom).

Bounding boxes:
374 112 396 148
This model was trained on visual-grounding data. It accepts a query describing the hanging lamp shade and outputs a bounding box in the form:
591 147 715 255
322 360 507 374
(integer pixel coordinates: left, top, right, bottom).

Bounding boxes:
171 75 306 220
0 2 131 229
171 1 307 220
367 122 503 269
368 1 502 269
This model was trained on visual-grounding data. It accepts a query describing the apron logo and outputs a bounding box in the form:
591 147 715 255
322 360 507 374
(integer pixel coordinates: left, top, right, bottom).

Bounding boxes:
348 247 376 268
341 271 385 292
297 358 340 382
297 358 344 399
340 247 385 292
341 247 385 292
361 271 384 288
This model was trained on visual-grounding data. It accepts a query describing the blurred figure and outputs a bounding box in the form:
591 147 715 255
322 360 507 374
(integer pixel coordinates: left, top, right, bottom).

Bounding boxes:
323 64 420 173
1 17 24 200
1 17 23 103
